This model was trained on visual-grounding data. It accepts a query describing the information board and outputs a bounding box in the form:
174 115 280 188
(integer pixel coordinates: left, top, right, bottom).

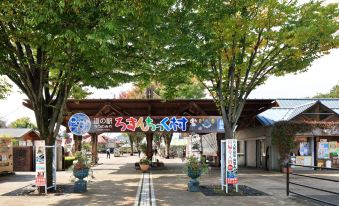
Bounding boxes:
35 140 46 187
318 142 329 159
296 156 312 166
221 139 238 193
226 139 238 185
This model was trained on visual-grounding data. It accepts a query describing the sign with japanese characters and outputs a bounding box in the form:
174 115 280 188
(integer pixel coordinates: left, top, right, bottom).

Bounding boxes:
225 139 238 185
35 140 46 187
83 116 224 133
68 113 92 135
318 142 329 159
295 156 312 166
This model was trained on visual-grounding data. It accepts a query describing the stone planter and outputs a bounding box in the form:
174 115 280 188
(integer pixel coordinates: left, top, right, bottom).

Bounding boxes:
187 168 202 192
140 164 150 172
73 168 89 192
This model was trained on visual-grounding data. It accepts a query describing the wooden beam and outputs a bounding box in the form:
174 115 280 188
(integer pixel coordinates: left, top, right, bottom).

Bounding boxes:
110 103 130 116
190 102 207 115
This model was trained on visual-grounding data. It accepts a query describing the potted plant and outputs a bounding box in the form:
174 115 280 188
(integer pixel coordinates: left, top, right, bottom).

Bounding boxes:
73 151 90 192
184 156 207 192
139 157 151 172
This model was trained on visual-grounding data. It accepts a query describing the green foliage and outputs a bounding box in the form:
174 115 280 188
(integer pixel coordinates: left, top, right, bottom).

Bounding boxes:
127 133 144 146
65 156 75 161
271 122 306 166
192 142 200 150
0 77 11 99
184 156 208 176
11 138 18 146
140 143 147 155
272 121 339 166
0 1 162 143
139 157 151 165
64 156 75 170
314 84 339 98
160 0 339 137
82 143 91 152
73 151 90 171
158 77 206 100
9 117 37 129
69 85 92 100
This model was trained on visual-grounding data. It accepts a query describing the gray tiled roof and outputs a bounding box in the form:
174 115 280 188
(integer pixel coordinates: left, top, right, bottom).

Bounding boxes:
0 128 36 138
276 98 339 108
257 99 339 126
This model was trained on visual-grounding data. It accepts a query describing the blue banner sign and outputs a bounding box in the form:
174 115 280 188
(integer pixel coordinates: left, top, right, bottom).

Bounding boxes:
70 116 225 133
68 113 92 135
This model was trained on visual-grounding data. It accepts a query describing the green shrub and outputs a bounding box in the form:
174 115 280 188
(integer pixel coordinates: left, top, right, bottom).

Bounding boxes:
140 143 147 154
139 157 151 165
64 156 75 170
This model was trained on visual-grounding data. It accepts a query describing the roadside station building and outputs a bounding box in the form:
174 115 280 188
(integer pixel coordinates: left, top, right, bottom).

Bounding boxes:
237 99 339 170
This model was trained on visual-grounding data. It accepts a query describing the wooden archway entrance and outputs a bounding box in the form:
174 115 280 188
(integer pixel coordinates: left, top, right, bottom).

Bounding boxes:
56 99 275 164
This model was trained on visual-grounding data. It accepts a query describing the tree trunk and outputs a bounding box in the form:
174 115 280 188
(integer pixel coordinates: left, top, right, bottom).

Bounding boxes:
129 135 134 156
146 133 153 159
91 133 98 165
130 140 134 156
74 135 82 152
43 136 54 192
164 133 172 159
216 133 223 167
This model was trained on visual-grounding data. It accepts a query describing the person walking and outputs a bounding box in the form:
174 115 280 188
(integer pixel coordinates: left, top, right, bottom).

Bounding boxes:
138 149 141 157
106 148 110 159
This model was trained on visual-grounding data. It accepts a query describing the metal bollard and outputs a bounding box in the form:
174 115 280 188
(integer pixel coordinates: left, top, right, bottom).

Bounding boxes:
286 162 289 196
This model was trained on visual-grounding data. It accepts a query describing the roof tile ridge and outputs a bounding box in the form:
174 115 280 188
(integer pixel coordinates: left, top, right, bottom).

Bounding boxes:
291 100 317 109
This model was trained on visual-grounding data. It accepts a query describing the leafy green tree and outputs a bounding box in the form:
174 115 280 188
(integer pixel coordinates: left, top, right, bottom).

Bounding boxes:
0 77 11 99
164 0 339 138
314 84 339 98
121 78 205 158
69 85 92 100
0 1 163 187
9 117 37 129
125 132 144 156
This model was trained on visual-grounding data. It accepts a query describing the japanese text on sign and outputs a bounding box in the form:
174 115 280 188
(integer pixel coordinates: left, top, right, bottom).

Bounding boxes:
91 116 188 132
226 139 238 185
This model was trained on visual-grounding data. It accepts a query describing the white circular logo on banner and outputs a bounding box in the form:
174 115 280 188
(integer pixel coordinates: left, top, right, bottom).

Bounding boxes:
68 113 91 136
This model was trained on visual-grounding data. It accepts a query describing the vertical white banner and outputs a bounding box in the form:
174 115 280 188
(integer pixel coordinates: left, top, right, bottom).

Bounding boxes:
225 139 238 192
35 140 46 188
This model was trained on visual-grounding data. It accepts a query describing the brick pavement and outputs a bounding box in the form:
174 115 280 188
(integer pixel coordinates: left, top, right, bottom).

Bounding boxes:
1 154 337 206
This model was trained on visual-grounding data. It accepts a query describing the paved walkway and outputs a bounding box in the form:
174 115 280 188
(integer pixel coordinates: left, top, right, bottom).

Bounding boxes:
0 154 338 206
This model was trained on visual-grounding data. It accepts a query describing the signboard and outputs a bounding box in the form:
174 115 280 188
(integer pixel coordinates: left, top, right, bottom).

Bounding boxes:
226 139 238 185
299 142 310 156
329 141 337 154
35 140 46 187
296 156 312 166
0 138 13 173
221 139 238 193
318 142 329 159
19 141 27 146
68 113 92 135
69 116 224 133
